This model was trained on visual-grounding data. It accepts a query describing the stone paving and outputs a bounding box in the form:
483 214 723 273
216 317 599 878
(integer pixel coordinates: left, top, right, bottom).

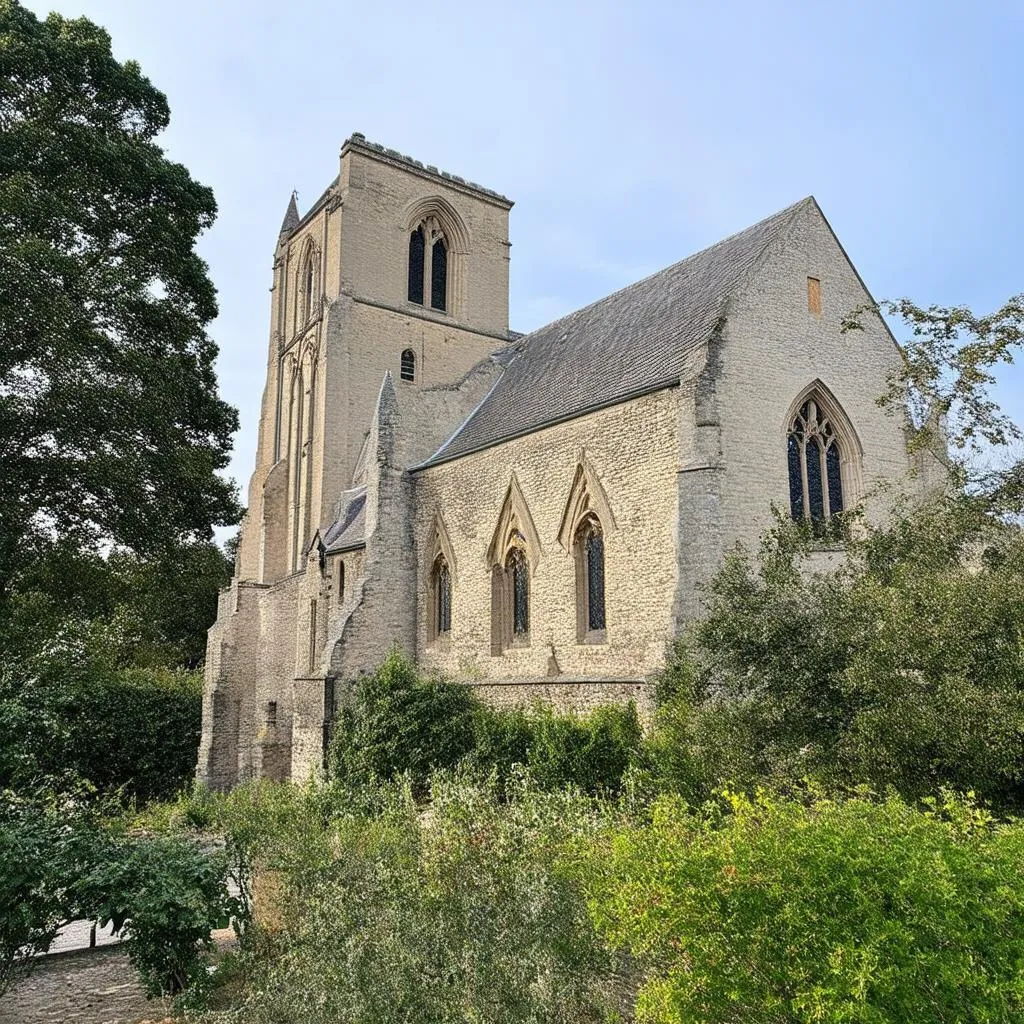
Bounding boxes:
0 947 169 1024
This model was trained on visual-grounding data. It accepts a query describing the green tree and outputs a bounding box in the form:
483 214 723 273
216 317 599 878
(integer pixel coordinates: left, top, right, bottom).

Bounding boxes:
649 493 1024 808
0 1 240 608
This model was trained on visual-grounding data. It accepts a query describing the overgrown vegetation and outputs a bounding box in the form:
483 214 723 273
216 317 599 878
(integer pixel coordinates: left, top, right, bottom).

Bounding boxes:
645 492 1024 809
328 650 643 797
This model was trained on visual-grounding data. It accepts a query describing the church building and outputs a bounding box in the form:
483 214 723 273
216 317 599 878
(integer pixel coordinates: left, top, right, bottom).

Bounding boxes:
198 133 927 789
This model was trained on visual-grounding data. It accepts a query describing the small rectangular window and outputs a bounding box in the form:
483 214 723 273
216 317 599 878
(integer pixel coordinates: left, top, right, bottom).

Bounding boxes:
807 277 822 317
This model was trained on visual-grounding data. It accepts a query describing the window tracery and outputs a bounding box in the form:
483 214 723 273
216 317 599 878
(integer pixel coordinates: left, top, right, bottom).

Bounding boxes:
407 215 449 312
787 396 846 531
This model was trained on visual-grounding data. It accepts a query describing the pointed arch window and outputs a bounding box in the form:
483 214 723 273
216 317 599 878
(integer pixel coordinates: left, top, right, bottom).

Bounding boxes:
574 515 606 641
788 398 845 533
408 226 425 304
431 236 448 311
431 556 452 639
407 217 450 313
400 348 416 383
507 546 530 640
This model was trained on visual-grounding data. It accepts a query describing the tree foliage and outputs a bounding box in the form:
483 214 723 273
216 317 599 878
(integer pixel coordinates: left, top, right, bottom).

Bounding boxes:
649 493 1024 809
843 294 1024 458
0 0 240 602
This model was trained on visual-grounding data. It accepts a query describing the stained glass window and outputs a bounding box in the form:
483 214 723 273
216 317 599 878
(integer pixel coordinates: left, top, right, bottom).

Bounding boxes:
408 227 425 304
507 547 529 637
431 237 448 312
787 397 845 529
585 527 606 631
436 561 452 635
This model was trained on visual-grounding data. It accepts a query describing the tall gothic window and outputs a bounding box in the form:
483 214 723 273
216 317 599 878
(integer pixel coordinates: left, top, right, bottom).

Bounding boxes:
400 348 416 382
432 557 452 638
408 218 450 313
788 398 845 529
408 227 425 304
574 516 606 640
507 547 530 640
431 236 448 311
303 256 315 320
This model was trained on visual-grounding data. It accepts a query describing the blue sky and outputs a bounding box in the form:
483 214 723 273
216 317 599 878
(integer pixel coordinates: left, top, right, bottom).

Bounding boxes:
25 0 1024 502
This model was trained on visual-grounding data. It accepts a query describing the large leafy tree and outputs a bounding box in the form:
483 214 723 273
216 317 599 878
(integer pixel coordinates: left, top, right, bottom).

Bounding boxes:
0 1 240 605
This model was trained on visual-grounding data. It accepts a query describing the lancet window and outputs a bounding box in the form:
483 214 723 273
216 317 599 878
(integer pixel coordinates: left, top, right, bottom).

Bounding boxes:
574 515 606 639
432 556 452 638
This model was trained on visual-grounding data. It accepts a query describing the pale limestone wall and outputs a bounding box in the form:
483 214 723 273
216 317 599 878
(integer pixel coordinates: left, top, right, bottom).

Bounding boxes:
339 140 512 336
714 202 915 548
413 389 681 693
320 297 506 511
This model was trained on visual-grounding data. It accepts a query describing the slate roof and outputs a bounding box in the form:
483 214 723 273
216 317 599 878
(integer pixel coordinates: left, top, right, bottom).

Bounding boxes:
322 486 367 553
279 192 299 236
422 197 812 468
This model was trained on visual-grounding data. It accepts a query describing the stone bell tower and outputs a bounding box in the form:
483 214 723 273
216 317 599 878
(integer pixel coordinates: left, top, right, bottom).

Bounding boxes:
198 134 514 789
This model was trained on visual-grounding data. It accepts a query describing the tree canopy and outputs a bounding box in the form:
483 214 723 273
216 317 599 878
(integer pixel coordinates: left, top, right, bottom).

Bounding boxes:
0 0 240 604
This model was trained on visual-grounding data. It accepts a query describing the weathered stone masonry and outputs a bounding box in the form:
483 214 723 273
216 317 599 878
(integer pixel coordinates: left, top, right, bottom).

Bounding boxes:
199 133 926 790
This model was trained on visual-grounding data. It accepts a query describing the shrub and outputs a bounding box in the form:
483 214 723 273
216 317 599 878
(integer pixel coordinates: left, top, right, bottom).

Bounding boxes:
0 789 99 994
64 667 203 803
0 663 202 803
328 652 479 794
203 773 624 1024
520 701 643 796
582 788 1024 1023
76 831 245 999
649 497 1024 809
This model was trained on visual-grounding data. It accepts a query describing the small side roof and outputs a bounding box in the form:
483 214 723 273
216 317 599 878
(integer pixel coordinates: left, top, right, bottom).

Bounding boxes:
322 486 367 553
421 197 813 468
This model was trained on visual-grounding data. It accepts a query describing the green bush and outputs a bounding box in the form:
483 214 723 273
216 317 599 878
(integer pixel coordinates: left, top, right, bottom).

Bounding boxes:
328 652 479 794
202 773 623 1024
648 497 1024 808
0 663 202 802
518 702 642 796
0 790 99 994
582 788 1024 1023
329 652 643 798
64 668 203 803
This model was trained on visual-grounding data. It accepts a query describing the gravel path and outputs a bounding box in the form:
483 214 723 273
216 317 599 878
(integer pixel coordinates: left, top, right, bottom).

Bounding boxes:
0 948 169 1024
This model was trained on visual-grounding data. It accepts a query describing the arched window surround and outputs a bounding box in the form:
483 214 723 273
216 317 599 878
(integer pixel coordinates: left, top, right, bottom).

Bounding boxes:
784 381 863 531
295 239 321 330
426 512 457 645
404 196 469 318
486 475 541 655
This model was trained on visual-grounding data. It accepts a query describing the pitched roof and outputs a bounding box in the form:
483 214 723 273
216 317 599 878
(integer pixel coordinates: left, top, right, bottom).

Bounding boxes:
323 486 367 553
421 197 812 468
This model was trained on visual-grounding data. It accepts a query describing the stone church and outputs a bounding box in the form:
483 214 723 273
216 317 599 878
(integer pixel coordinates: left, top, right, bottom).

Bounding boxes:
198 132 928 790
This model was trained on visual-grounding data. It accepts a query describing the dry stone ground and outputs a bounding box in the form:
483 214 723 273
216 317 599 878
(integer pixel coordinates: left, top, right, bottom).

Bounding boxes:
0 948 168 1024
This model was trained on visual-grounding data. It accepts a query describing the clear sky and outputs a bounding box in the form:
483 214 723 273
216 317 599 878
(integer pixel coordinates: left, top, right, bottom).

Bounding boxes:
24 0 1024 510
